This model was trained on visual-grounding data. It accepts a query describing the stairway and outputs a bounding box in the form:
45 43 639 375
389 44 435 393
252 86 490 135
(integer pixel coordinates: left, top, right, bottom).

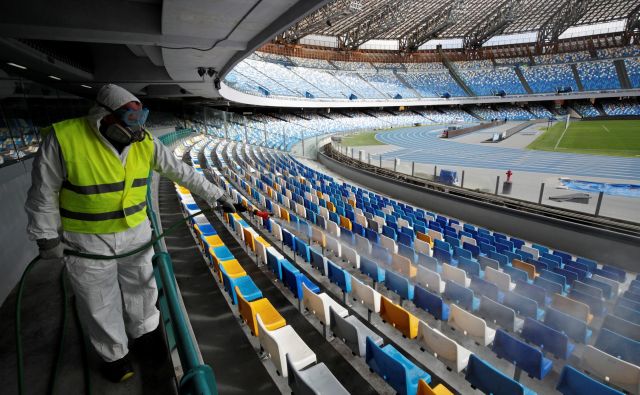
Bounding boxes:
440 52 475 96
570 64 585 91
393 71 423 98
514 66 533 94
614 59 632 89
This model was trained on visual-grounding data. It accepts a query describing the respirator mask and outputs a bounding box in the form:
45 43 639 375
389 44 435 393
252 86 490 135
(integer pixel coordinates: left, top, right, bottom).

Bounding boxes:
99 103 150 145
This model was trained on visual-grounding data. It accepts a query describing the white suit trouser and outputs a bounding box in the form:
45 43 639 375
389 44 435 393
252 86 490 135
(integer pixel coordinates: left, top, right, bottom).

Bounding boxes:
64 219 159 362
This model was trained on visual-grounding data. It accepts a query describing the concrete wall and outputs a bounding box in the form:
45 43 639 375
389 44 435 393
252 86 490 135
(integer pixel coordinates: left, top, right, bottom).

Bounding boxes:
0 158 38 304
319 152 640 271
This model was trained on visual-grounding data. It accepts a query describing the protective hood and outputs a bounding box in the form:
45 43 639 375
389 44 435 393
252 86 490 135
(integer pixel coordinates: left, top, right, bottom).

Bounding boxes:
88 84 141 124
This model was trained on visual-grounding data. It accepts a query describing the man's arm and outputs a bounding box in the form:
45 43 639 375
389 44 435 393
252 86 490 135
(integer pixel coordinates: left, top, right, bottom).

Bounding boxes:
25 132 64 241
152 138 225 203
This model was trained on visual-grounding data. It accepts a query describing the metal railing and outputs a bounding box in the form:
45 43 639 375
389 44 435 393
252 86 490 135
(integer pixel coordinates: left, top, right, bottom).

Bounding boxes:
147 128 218 395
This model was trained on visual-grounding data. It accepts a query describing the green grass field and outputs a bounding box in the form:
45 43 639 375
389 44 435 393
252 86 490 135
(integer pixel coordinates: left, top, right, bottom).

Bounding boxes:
341 131 386 146
527 119 640 157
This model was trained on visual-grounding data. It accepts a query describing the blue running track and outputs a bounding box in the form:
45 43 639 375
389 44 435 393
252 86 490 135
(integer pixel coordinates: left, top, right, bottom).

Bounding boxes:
376 126 640 180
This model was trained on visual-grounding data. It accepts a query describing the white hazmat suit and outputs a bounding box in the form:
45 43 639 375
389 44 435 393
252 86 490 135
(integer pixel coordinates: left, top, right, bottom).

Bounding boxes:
25 85 224 362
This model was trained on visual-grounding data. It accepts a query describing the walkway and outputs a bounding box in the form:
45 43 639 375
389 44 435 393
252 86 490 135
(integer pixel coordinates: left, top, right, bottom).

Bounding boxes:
376 126 640 180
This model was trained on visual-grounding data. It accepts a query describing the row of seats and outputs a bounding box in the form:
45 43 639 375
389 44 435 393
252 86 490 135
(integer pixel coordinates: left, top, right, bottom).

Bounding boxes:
174 139 352 393
211 137 639 395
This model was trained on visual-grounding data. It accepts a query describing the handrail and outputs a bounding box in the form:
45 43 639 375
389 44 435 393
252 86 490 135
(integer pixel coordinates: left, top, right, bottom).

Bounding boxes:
147 128 218 395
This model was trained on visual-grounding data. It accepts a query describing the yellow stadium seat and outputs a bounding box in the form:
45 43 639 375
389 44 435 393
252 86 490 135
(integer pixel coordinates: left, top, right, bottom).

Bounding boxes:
237 287 286 336
243 228 255 252
203 235 224 249
281 209 290 222
218 259 245 282
417 379 454 395
416 232 432 247
380 296 419 339
326 201 336 212
339 215 352 231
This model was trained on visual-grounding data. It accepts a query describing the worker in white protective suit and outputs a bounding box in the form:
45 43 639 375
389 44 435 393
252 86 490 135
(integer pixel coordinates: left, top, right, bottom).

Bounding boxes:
25 84 236 382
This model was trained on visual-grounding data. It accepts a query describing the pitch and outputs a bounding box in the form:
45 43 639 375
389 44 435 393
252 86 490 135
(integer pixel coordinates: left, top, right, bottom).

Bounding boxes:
527 120 640 157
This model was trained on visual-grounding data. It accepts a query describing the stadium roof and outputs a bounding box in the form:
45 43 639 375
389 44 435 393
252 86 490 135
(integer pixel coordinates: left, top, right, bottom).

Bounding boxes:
279 0 640 50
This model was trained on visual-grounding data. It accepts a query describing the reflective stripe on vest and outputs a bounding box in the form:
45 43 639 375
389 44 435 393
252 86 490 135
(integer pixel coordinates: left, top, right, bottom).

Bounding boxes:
54 117 154 234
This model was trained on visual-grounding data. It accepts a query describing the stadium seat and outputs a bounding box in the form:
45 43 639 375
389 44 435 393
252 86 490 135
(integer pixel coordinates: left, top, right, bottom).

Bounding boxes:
442 263 471 287
485 267 516 292
552 294 593 324
413 285 450 321
219 266 262 305
417 320 471 373
582 345 640 395
601 314 640 342
503 291 544 320
444 280 479 312
286 354 349 395
556 365 624 395
365 337 431 395
470 276 503 303
569 288 607 316
492 328 553 380
384 270 415 302
479 295 523 332
360 256 386 284
380 296 419 339
329 306 383 357
342 244 360 268
594 328 640 365
351 277 381 322
572 280 603 300
392 253 417 278
416 379 454 395
544 307 592 343
465 354 535 395
282 263 320 308
521 317 574 360
449 304 496 346
302 283 348 338
257 315 316 378
237 287 286 336
416 266 446 294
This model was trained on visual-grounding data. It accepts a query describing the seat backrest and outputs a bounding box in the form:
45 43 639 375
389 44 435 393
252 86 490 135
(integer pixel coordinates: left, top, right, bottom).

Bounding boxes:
311 227 325 247
325 235 341 256
521 245 539 259
470 276 500 302
601 314 640 342
392 253 413 278
442 263 469 287
360 256 384 283
556 365 624 395
328 260 350 293
380 234 397 253
329 307 360 356
570 289 605 316
478 255 500 271
522 317 570 360
545 307 589 343
342 244 360 267
365 337 408 395
493 328 548 379
582 345 640 395
444 280 475 311
380 296 418 338
573 280 604 300
458 257 480 277
514 280 547 307
503 265 529 283
485 267 513 292
592 274 620 296
504 291 539 319
465 354 526 395
351 276 381 313
416 266 443 293
417 320 466 372
414 285 448 321
385 270 412 301
595 328 640 366
553 294 591 323
479 295 516 331
449 304 488 341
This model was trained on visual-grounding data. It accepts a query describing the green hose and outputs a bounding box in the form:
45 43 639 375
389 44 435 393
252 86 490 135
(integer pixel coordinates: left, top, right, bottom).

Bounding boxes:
16 206 218 395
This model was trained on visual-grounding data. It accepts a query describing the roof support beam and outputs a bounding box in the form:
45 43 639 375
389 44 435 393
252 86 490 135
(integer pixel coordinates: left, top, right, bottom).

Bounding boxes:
536 0 591 50
398 1 462 52
336 0 408 50
463 0 520 50
625 4 640 44
277 0 362 44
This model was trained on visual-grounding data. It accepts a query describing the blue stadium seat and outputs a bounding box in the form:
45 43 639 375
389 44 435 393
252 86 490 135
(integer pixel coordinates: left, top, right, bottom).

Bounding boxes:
360 256 385 284
465 354 536 395
554 268 578 286
503 265 529 283
433 247 452 264
514 280 548 307
556 365 624 395
384 270 415 302
295 238 311 262
575 257 597 272
540 270 568 292
413 285 450 321
310 248 326 276
457 257 481 277
443 280 479 312
463 242 480 258
493 329 553 380
282 262 320 301
470 276 503 302
365 337 431 395
488 251 509 268
522 317 574 360
328 260 352 296
535 276 564 295
544 307 592 343
569 289 606 316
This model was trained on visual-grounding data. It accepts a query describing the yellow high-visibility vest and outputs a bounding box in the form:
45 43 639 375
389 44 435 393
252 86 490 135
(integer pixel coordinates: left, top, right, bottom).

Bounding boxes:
54 117 153 233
